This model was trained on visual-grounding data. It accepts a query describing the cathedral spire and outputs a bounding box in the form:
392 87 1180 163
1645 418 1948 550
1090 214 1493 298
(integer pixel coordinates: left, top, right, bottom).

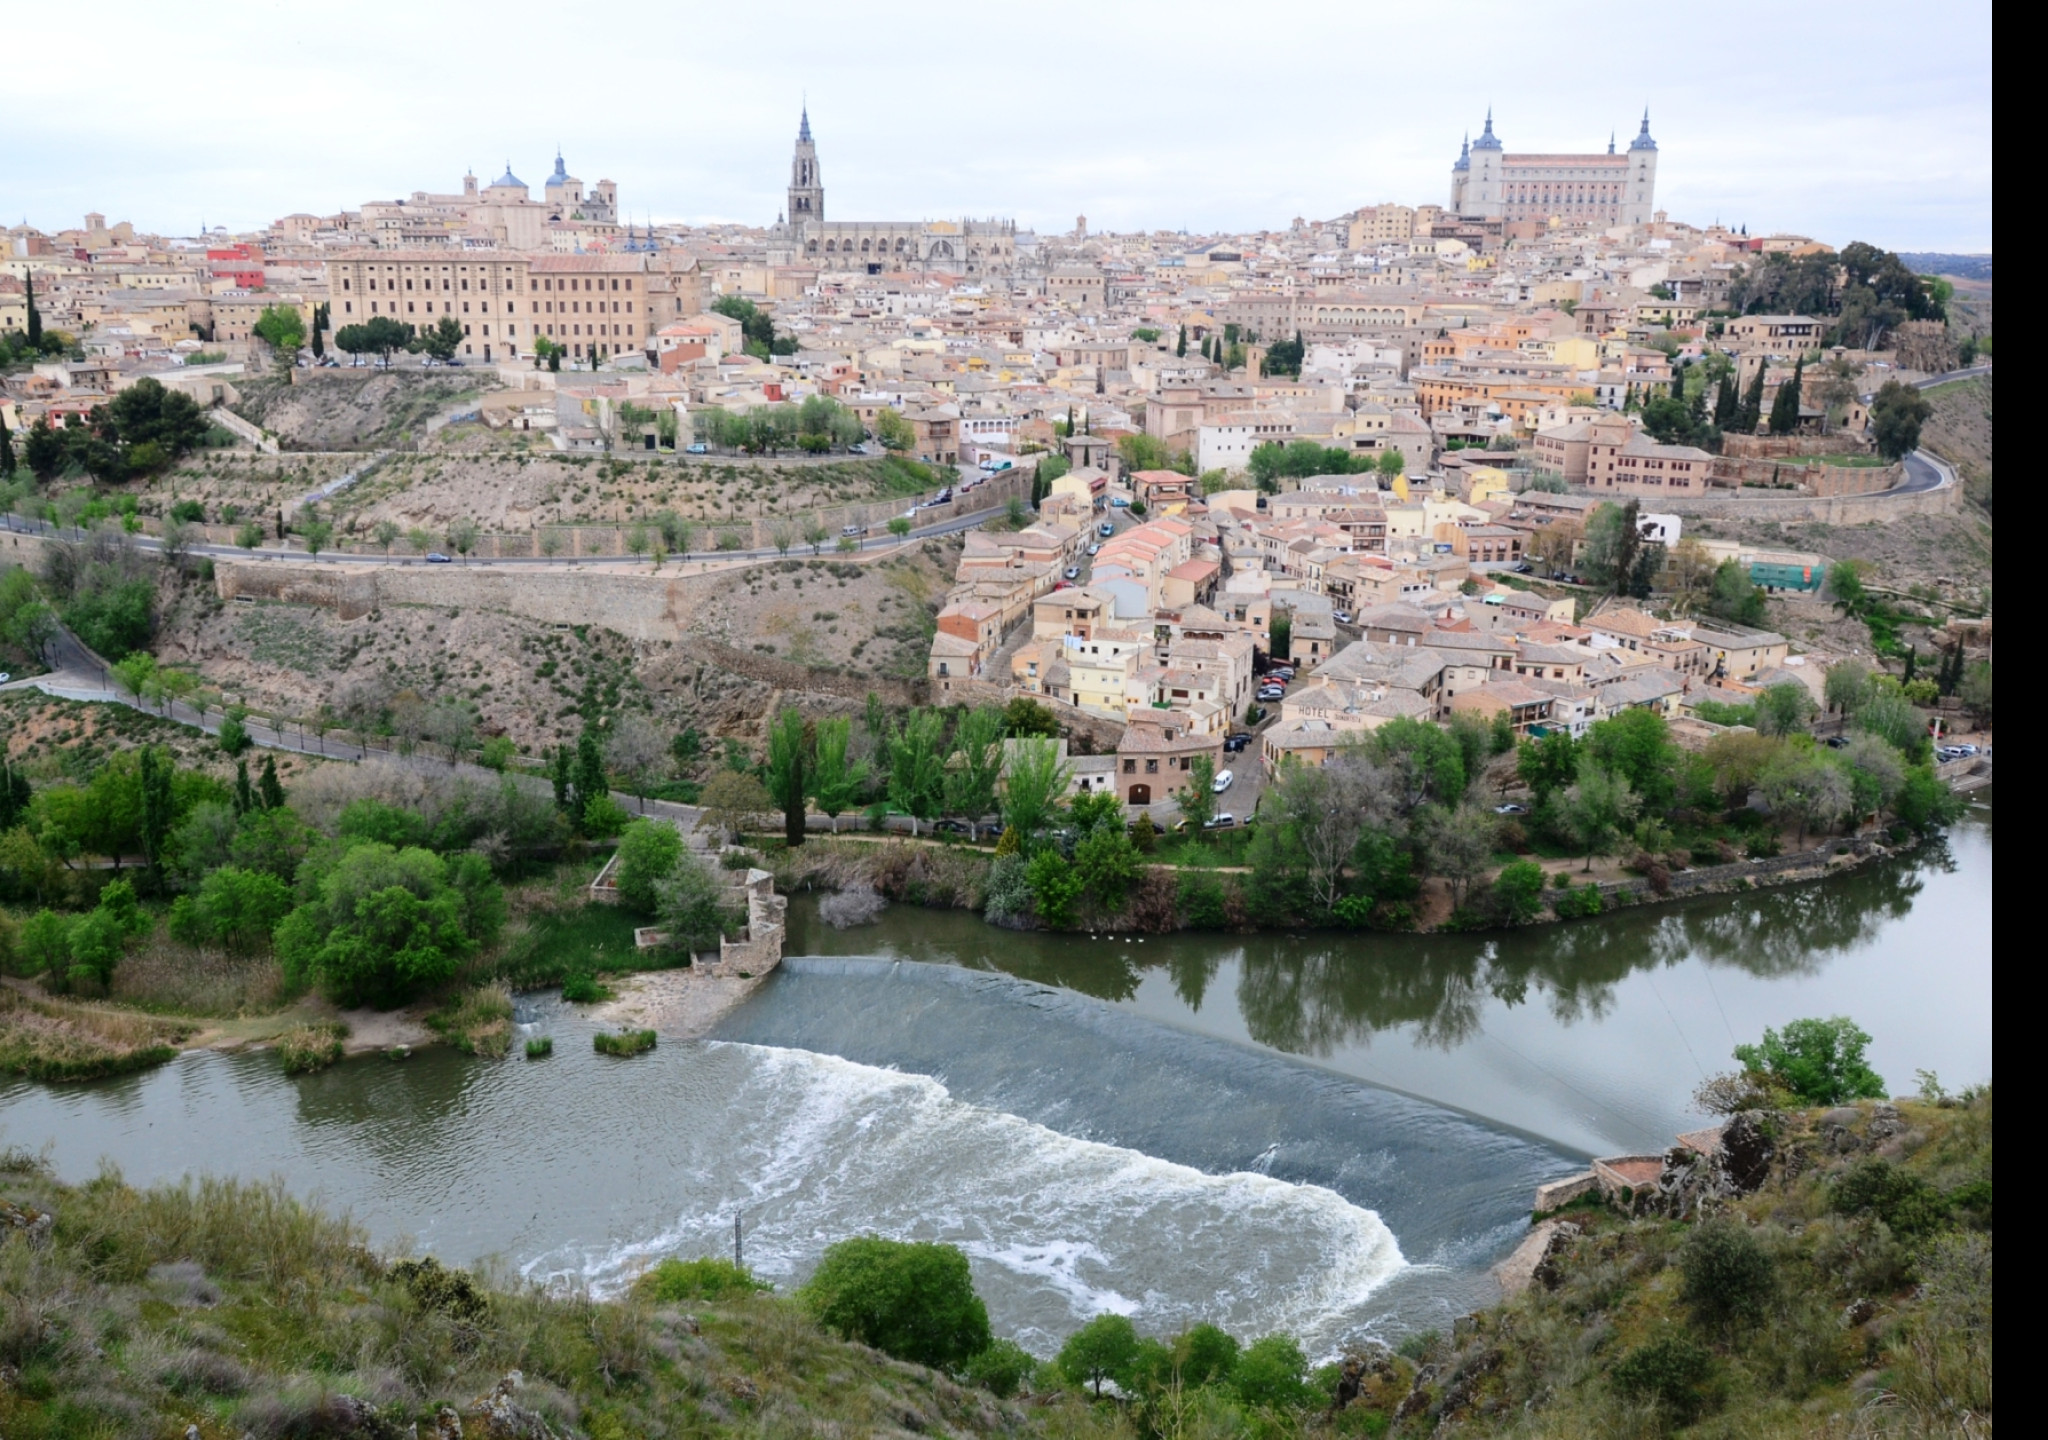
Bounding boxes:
1630 108 1657 151
799 104 812 143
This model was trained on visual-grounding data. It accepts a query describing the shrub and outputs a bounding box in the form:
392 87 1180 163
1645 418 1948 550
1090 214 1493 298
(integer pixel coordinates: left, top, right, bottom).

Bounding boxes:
524 1035 554 1059
593 1028 656 1057
1830 1158 1951 1238
1611 1332 1717 1421
982 853 1032 924
963 1338 1038 1397
581 794 631 839
635 1256 770 1303
1490 860 1547 925
561 972 613 1004
429 982 513 1058
1732 1016 1886 1105
802 1236 991 1370
276 1023 346 1074
1551 870 1573 889
1176 871 1229 929
1553 882 1605 919
1679 1219 1775 1334
819 884 886 928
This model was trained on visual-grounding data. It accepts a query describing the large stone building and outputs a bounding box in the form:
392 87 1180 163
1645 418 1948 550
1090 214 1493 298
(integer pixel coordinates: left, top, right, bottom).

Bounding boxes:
324 247 704 363
1449 111 1659 231
776 109 1016 277
354 153 626 252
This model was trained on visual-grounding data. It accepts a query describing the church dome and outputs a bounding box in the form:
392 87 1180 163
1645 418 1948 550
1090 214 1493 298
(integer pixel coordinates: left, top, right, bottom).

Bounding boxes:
494 163 526 188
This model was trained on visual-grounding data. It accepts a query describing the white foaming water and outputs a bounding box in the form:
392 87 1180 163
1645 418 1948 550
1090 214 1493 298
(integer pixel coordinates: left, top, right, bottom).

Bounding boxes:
523 1042 1406 1352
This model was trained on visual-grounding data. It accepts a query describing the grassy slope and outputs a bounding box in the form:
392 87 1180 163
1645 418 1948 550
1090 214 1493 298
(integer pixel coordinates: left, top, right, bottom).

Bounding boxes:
0 1093 1990 1439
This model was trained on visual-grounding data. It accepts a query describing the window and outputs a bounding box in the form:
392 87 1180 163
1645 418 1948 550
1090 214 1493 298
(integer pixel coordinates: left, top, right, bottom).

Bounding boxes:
1122 759 1136 774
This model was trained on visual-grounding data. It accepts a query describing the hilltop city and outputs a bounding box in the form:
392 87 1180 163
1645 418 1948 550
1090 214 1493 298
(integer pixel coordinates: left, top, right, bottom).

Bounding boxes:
0 97 1997 1440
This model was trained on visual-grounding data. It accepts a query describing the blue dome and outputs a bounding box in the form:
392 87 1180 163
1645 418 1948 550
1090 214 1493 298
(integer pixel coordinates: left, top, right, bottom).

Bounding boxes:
1471 110 1502 151
1629 110 1657 151
494 162 526 188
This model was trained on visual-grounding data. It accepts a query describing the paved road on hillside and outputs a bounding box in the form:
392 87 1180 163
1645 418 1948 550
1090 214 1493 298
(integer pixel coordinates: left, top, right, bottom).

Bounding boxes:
2 496 1008 569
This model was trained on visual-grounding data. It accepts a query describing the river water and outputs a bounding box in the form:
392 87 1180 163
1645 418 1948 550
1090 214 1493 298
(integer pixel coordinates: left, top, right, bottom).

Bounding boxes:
0 800 1991 1353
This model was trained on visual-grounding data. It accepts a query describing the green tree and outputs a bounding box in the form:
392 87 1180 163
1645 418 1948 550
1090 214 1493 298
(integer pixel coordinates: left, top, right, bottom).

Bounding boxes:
1706 559 1768 626
574 729 609 829
167 866 293 953
1058 1313 1141 1397
1234 1334 1313 1410
655 846 737 954
1869 379 1934 460
886 710 947 835
1854 686 1927 757
1734 362 1767 434
944 706 1006 837
1376 447 1405 479
1679 1219 1776 1338
1758 750 1851 843
998 736 1069 841
1516 730 1582 803
766 707 810 847
612 819 683 914
273 842 502 1007
873 406 915 451
1116 432 1169 472
1585 707 1679 811
1824 658 1873 716
251 305 306 370
1180 754 1217 830
1268 610 1291 661
1074 822 1141 913
1559 761 1639 872
414 316 463 362
1767 355 1805 435
801 1237 991 1370
1491 859 1547 925
807 717 868 834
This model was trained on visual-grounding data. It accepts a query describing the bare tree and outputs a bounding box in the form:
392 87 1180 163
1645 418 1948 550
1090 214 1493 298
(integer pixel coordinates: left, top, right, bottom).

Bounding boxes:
606 710 669 812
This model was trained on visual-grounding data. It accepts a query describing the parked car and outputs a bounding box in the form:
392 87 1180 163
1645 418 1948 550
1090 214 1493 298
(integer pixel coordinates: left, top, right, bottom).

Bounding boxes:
1109 496 1130 508
1204 812 1237 829
1064 566 1081 580
1493 802 1528 815
935 488 953 503
1098 522 1115 537
1257 689 1285 703
1087 543 1101 556
1823 735 1851 749
1224 733 1251 753
426 552 453 563
0 673 10 685
841 523 867 537
1333 610 1353 624
685 442 709 454
1212 769 1235 794
1269 666 1295 680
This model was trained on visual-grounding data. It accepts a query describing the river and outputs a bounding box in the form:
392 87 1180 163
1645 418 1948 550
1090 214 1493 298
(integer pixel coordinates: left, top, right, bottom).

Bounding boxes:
0 798 1991 1354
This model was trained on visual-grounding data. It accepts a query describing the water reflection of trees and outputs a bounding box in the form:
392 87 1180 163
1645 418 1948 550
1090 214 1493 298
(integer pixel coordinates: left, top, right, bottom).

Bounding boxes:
1232 854 1928 1057
943 850 1934 1058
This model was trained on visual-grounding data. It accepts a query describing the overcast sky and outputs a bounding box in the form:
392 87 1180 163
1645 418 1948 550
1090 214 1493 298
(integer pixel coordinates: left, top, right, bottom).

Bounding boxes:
10 0 1991 252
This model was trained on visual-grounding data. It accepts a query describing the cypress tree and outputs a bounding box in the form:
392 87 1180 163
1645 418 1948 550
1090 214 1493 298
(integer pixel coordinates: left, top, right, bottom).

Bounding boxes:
258 754 286 810
25 274 41 347
575 729 608 819
550 744 573 811
1737 362 1767 433
1714 373 1737 427
1175 325 1187 358
1768 355 1805 435
233 759 255 817
0 418 14 477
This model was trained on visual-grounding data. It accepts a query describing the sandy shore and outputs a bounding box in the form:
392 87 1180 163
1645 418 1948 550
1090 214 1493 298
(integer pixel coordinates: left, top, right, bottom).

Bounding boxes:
591 968 774 1039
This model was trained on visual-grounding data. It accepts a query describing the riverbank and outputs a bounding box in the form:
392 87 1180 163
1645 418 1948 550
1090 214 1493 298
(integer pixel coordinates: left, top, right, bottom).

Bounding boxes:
764 821 1932 937
0 1084 1989 1438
